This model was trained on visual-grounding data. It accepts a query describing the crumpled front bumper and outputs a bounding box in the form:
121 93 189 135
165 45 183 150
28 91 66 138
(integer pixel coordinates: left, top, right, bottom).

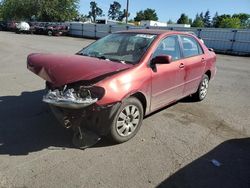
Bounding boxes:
50 102 121 136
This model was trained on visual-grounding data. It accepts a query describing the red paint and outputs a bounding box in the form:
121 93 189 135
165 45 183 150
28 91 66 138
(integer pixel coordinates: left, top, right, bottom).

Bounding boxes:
27 30 216 115
27 53 132 87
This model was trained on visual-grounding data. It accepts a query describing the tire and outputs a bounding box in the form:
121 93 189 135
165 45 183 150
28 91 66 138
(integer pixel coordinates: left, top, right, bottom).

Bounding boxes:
48 30 53 36
192 74 209 101
108 97 144 143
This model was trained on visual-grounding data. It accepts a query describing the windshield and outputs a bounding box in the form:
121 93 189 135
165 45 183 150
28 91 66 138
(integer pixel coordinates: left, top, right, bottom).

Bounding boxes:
78 33 157 64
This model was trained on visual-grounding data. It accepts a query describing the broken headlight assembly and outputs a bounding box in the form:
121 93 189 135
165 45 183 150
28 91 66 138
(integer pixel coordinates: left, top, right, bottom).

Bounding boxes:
43 85 105 109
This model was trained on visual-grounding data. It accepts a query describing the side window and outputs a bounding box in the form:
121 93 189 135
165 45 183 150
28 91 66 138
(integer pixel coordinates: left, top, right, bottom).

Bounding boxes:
153 36 181 61
180 36 203 58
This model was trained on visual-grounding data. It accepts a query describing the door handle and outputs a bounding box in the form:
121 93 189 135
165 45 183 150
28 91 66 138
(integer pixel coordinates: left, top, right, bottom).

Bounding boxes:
179 63 185 68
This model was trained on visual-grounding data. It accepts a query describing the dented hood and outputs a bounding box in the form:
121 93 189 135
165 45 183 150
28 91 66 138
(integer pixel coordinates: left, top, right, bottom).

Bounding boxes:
27 53 132 87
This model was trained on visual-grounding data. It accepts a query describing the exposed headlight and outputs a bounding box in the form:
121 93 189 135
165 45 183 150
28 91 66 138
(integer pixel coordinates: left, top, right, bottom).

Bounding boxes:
79 86 105 100
42 86 105 109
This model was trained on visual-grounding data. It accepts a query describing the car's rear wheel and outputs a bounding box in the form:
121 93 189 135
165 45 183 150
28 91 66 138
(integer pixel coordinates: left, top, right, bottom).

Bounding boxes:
192 74 209 101
109 97 143 143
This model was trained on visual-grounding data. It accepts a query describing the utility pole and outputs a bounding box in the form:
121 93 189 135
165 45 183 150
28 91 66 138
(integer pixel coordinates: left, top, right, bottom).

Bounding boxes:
126 0 129 24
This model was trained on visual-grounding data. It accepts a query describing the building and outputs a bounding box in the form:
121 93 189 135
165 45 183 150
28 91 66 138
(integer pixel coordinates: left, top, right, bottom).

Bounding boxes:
140 20 190 28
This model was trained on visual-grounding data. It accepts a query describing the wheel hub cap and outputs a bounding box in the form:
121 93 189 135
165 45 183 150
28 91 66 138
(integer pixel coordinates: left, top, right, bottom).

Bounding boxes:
200 78 209 98
116 105 140 137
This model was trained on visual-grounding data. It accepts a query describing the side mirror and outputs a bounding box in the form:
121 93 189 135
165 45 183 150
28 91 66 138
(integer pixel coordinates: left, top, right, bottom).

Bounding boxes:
151 55 172 65
208 48 214 52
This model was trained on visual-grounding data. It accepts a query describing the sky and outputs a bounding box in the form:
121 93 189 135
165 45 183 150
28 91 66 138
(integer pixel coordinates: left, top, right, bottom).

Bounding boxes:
79 0 250 22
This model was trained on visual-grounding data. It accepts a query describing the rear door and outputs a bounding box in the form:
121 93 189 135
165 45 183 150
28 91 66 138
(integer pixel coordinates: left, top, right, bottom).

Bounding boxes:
150 35 185 111
179 35 206 96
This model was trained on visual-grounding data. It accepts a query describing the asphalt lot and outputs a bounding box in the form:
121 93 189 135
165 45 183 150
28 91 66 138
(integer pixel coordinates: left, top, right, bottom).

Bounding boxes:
0 31 250 188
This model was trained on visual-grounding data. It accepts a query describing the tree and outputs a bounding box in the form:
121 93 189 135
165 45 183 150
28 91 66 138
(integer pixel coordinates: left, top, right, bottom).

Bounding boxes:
88 1 103 23
199 12 204 21
108 1 121 20
189 18 193 25
192 13 204 27
167 19 174 24
232 13 250 28
177 13 189 24
134 8 158 22
0 2 3 20
38 0 79 22
212 14 231 28
220 17 241 28
212 12 219 27
0 0 79 21
204 10 211 27
117 9 129 22
75 14 90 22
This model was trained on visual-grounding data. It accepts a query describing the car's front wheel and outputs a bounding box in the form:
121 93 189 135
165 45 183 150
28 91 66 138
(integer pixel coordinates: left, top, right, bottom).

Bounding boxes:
109 97 144 143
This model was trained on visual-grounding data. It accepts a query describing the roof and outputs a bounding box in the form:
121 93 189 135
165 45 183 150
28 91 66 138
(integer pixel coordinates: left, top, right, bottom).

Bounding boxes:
117 29 177 35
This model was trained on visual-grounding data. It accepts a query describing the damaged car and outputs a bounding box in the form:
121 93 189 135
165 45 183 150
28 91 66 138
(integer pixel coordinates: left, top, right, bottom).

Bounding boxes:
27 30 216 149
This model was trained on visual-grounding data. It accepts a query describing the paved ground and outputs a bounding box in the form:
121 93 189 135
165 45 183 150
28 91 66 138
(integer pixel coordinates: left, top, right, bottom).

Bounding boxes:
0 31 250 188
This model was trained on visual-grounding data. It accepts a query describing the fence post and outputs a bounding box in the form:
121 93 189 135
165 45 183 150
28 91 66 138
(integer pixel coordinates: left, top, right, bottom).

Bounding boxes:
230 29 237 52
82 24 84 38
70 23 72 36
94 24 97 39
197 28 202 38
109 25 112 33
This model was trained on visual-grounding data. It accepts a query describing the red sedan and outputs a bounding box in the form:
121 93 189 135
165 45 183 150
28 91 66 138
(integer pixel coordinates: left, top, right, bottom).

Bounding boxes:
27 30 216 148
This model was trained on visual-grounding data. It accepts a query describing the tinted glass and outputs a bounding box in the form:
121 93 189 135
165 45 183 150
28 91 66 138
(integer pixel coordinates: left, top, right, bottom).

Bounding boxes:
153 36 181 61
181 36 203 57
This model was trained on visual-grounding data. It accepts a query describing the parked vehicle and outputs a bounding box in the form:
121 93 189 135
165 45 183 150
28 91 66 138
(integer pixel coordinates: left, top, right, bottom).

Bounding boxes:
6 21 17 31
47 23 70 36
16 21 30 34
32 22 69 36
33 22 49 35
27 30 216 148
0 21 7 31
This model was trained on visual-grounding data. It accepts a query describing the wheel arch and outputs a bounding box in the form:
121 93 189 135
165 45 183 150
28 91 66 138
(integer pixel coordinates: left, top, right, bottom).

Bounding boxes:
130 92 147 116
205 70 211 80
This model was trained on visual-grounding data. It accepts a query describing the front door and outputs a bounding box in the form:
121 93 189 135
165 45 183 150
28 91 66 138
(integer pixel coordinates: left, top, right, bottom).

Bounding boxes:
150 35 185 111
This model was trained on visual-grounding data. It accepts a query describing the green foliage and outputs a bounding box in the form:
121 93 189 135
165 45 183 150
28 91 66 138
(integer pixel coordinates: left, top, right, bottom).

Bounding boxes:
88 1 103 23
108 1 121 20
134 8 158 22
211 13 245 28
177 13 189 24
212 14 231 28
232 13 250 28
220 17 241 28
117 9 129 22
0 0 79 21
0 2 3 20
212 12 219 28
203 10 211 27
189 18 193 25
192 14 204 27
